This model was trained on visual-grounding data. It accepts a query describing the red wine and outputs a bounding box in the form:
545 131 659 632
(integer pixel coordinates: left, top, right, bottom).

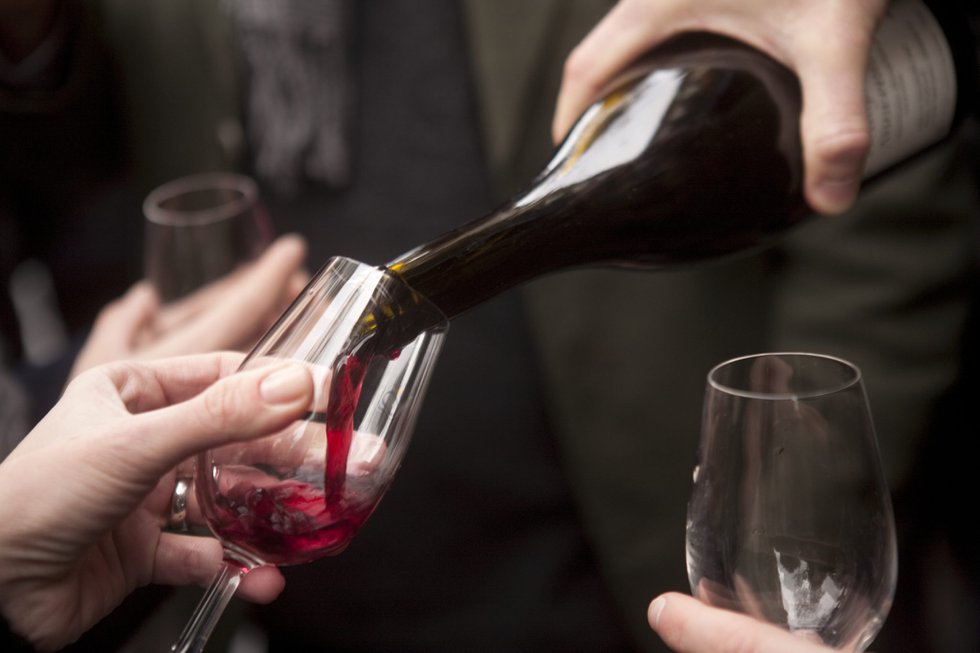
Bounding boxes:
208 351 382 565
202 352 370 567
385 0 975 320
324 353 367 506
209 478 378 565
207 342 405 566
323 344 405 498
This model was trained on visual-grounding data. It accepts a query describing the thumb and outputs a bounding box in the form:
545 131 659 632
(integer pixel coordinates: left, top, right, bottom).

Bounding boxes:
127 363 314 476
795 18 878 215
649 592 831 653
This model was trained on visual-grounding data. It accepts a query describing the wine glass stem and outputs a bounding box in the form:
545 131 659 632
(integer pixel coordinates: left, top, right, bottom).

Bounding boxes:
171 561 247 653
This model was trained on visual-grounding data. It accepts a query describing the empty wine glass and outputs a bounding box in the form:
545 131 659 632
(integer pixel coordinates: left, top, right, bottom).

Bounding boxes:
686 352 897 651
143 172 273 303
171 256 449 653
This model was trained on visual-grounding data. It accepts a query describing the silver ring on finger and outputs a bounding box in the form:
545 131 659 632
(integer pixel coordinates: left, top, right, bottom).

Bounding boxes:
168 476 191 532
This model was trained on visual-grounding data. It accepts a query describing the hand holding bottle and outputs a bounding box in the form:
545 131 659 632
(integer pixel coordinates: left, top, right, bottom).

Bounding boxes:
387 0 966 322
552 0 889 215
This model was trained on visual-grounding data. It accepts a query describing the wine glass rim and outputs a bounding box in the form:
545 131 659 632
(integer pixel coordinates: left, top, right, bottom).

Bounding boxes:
143 172 259 227
707 351 862 399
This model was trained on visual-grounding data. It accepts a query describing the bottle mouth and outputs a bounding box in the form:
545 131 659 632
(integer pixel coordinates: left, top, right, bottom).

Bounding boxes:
377 262 450 328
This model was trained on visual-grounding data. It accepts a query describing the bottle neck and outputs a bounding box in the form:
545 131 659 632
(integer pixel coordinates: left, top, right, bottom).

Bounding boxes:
386 192 595 319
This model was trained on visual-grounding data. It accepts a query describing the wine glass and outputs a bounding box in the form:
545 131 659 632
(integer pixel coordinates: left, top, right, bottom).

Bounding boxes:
686 352 897 651
171 256 449 653
143 172 273 303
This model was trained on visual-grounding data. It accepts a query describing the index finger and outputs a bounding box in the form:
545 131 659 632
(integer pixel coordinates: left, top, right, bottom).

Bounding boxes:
95 352 247 415
551 2 674 142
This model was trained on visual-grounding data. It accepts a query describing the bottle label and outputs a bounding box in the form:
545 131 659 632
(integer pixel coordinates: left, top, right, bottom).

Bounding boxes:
863 0 957 176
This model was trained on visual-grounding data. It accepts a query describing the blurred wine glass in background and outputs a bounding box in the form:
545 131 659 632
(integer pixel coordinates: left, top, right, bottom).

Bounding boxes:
143 172 273 303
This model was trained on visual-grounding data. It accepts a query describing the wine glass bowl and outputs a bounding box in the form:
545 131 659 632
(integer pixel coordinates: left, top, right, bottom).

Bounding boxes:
173 256 448 652
143 172 273 302
686 352 897 651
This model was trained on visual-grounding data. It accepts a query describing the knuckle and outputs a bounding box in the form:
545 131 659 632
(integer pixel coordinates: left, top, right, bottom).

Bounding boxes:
658 603 766 653
708 614 769 653
94 297 125 325
200 381 246 428
562 46 597 90
722 628 765 653
185 543 222 585
813 128 870 163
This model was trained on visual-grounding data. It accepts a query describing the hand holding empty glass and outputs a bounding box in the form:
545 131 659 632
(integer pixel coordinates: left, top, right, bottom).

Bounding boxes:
686 353 897 651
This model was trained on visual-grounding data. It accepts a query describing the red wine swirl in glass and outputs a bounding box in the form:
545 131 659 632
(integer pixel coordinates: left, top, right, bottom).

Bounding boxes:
172 257 448 653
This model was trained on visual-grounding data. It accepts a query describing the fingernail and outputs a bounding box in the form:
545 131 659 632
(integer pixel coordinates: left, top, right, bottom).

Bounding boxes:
260 365 309 403
650 596 666 627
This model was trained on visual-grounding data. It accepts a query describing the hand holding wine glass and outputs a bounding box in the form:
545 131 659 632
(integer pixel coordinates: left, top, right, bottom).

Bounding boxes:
73 229 308 536
686 353 897 651
0 353 312 651
171 256 449 653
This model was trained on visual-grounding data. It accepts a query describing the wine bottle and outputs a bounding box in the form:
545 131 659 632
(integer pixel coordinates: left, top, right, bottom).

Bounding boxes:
385 0 976 320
